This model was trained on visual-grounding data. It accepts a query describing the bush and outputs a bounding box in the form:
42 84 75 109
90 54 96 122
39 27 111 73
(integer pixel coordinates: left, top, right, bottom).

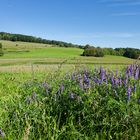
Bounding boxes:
0 43 4 56
103 48 116 55
83 47 104 57
114 48 126 56
123 48 140 59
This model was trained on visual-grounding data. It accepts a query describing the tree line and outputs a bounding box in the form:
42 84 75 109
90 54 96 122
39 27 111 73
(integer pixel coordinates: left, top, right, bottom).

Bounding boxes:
0 32 84 48
83 45 140 59
0 32 139 59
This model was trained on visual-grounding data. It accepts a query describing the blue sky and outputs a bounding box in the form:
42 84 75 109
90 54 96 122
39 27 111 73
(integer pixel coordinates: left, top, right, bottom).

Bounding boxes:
0 0 140 48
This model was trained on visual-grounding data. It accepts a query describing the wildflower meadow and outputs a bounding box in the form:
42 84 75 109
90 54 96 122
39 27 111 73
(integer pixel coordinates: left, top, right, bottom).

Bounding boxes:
0 63 139 139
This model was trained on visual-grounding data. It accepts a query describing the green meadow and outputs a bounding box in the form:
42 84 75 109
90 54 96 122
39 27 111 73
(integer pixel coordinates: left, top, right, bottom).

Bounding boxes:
0 40 140 139
0 40 138 68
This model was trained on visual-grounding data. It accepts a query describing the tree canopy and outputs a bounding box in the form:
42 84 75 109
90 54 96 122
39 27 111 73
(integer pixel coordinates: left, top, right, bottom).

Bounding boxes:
0 32 84 48
1 32 139 59
83 46 140 59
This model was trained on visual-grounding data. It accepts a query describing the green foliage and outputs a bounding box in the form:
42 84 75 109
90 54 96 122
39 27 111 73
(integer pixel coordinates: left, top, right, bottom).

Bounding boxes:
0 43 2 48
1 32 140 59
83 44 92 49
0 64 140 139
123 48 140 59
104 48 140 59
83 46 140 59
83 47 104 57
0 32 84 48
0 43 4 56
114 48 126 56
103 48 116 55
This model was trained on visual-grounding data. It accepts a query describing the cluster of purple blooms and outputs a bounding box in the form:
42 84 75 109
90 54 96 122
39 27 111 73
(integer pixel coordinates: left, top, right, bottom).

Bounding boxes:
69 64 140 102
1 64 139 139
26 64 140 105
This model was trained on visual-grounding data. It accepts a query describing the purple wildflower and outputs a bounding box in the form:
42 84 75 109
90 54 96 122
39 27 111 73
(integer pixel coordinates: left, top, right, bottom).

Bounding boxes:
25 96 31 104
32 92 37 100
127 86 131 101
78 74 83 89
42 82 50 95
126 67 129 76
135 68 139 80
78 74 82 81
111 76 115 86
69 93 75 100
99 79 103 85
42 82 48 88
129 65 133 77
114 78 119 86
84 74 90 87
79 79 83 89
100 66 104 74
100 71 105 83
133 84 136 92
60 85 65 93
124 78 128 87
0 129 5 138
99 66 105 82
93 77 98 84
119 77 122 86
57 85 65 95
84 69 89 77
114 90 118 97
72 73 76 81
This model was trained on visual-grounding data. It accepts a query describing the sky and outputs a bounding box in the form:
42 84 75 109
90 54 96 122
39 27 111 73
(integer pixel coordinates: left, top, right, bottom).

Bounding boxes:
0 0 140 48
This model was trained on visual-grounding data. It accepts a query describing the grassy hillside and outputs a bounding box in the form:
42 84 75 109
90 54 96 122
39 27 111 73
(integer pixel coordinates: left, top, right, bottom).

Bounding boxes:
1 40 83 58
0 40 139 72
0 41 140 139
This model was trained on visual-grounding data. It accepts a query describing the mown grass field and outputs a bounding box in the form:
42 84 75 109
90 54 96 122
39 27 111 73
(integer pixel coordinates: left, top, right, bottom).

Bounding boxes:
0 40 140 139
0 40 139 72
1 40 83 58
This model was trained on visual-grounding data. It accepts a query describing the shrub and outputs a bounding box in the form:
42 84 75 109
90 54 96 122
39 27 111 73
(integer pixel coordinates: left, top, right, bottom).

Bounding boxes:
83 47 104 57
103 48 116 55
123 48 140 59
114 48 126 56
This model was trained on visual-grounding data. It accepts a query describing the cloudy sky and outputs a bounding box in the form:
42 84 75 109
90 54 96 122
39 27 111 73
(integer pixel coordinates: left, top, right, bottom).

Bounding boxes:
0 0 140 48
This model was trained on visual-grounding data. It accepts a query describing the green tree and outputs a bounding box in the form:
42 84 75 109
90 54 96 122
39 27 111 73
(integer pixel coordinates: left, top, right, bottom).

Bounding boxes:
0 43 4 56
83 47 104 57
123 48 140 59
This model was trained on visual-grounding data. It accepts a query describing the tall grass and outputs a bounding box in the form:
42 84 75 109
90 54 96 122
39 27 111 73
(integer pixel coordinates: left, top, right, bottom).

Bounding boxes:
0 63 140 139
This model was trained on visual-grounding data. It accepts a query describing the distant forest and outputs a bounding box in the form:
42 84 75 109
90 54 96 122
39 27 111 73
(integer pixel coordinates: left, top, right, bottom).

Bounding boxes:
0 32 83 48
83 46 140 59
0 32 140 59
